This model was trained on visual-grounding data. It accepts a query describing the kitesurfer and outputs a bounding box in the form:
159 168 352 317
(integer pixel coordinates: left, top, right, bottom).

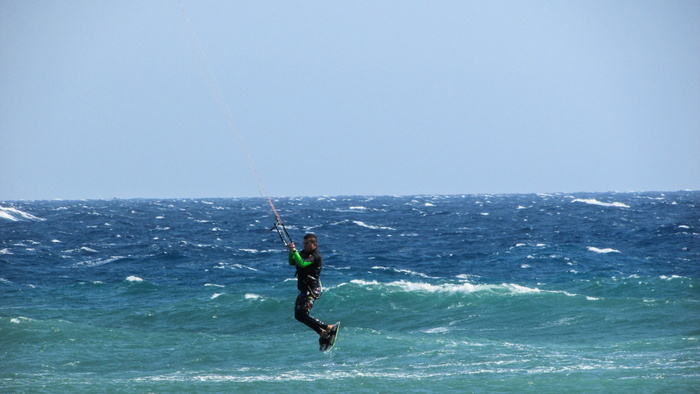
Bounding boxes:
286 234 337 345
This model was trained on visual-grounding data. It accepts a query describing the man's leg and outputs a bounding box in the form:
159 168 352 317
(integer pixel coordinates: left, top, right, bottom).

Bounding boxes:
294 292 327 334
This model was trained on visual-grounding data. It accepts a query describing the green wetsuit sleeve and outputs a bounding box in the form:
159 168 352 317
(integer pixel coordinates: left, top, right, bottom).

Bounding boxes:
288 250 299 265
288 250 313 268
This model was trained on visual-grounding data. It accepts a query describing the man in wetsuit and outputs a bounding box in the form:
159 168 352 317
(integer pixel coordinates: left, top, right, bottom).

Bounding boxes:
286 234 337 346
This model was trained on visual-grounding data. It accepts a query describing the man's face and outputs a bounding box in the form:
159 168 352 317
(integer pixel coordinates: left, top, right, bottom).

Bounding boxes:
303 239 316 252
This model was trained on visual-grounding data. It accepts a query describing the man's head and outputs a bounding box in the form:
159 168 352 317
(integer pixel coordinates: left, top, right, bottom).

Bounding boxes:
302 234 318 252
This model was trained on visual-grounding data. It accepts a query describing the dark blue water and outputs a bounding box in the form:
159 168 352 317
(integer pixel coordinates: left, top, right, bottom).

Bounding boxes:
1 192 698 392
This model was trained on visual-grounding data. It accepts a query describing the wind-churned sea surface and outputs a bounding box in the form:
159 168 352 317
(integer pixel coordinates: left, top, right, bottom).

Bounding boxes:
1 192 699 392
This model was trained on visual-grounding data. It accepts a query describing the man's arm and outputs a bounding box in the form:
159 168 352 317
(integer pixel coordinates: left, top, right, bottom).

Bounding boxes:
288 249 301 265
286 242 311 267
288 249 314 267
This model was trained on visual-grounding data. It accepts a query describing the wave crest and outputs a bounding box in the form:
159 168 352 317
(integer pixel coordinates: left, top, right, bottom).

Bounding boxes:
347 279 544 295
572 198 630 208
0 206 45 221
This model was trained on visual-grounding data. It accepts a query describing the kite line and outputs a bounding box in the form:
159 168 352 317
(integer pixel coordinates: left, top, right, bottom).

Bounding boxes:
177 1 293 246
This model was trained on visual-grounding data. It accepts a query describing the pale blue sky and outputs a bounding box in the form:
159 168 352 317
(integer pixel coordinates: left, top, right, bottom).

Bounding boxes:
1 0 698 200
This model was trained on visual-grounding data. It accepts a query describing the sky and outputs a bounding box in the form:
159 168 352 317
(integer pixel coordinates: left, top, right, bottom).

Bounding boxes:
1 0 699 200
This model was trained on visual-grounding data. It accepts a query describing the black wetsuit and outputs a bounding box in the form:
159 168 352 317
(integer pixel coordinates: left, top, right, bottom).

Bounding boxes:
289 248 326 334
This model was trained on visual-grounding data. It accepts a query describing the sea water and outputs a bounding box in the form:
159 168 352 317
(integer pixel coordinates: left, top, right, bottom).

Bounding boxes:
1 192 698 392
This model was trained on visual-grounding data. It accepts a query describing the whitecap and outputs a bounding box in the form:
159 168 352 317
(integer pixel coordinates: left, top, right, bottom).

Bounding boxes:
73 255 124 268
423 326 450 334
214 262 259 271
0 248 12 255
572 198 630 208
11 317 32 324
410 280 543 296
0 206 45 221
505 283 541 294
660 275 684 280
371 266 433 279
587 246 621 254
352 220 395 230
210 293 224 300
455 274 481 280
350 279 600 300
348 279 380 287
244 293 262 300
387 280 494 294
125 275 143 282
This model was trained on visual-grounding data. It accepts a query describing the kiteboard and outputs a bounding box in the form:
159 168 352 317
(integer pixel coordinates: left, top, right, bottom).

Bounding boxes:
319 322 340 352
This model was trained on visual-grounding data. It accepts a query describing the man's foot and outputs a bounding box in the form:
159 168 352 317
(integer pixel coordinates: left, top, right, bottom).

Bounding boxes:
319 323 340 352
320 324 336 339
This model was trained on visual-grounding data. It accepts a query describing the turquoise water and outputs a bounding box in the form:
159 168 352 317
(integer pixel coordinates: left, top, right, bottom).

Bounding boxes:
1 192 698 392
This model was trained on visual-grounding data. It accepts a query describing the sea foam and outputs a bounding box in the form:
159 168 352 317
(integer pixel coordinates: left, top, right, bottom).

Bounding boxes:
572 198 630 208
73 256 124 268
349 279 528 295
0 207 45 221
353 221 395 230
587 247 621 254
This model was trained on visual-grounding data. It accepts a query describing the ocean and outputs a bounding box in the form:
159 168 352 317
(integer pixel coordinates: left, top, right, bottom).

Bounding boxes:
1 191 698 392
